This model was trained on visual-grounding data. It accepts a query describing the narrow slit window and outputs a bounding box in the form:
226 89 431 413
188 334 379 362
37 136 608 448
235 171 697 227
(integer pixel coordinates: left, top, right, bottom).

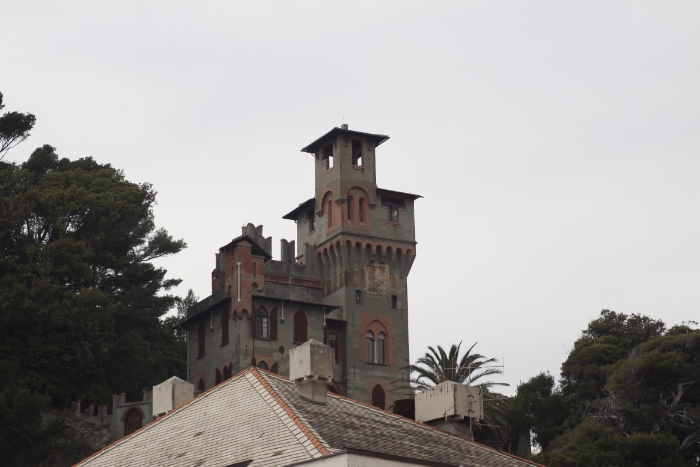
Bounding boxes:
358 199 364 223
355 290 363 304
391 295 397 309
327 200 333 229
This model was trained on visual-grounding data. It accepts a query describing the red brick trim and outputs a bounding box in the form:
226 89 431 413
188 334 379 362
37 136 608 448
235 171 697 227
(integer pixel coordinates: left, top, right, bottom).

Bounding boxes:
249 368 330 456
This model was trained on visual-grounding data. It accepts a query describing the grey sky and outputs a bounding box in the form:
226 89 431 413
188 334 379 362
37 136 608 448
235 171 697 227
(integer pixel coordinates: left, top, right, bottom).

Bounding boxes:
2 1 699 394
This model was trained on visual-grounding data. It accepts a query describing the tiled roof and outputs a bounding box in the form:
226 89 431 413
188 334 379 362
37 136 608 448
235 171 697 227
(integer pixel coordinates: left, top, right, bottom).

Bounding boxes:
257 371 542 467
75 368 542 467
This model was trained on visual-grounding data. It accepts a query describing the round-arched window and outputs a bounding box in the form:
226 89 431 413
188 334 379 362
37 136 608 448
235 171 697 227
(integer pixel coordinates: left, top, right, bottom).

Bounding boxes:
376 332 386 364
124 408 142 436
365 331 374 363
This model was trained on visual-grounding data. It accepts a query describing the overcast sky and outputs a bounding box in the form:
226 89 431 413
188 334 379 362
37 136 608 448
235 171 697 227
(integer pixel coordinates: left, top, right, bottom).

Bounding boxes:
3 1 699 394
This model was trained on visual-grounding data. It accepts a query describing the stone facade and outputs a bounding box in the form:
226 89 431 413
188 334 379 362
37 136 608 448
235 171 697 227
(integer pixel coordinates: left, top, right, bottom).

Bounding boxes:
181 125 420 409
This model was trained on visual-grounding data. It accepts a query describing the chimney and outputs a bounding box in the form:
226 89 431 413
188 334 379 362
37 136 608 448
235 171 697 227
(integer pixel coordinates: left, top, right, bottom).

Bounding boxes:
153 376 195 418
414 381 483 439
340 123 348 130
289 339 334 404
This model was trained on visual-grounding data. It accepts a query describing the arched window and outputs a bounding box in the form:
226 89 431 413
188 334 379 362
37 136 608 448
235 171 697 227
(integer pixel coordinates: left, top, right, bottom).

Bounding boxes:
255 307 268 338
327 200 333 229
257 360 269 371
365 331 374 363
223 365 231 380
197 319 206 357
197 378 205 393
371 385 386 410
376 332 386 364
270 362 278 374
124 408 142 436
215 369 222 385
347 195 353 221
293 311 308 343
359 198 365 223
221 310 229 345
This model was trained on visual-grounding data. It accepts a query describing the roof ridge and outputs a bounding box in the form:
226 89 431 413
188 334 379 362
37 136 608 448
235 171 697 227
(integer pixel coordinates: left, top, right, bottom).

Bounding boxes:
249 368 331 457
325 393 544 466
72 369 250 467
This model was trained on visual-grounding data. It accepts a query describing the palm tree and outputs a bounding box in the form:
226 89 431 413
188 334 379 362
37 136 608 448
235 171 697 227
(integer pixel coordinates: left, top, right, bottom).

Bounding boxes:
394 342 512 448
407 342 507 391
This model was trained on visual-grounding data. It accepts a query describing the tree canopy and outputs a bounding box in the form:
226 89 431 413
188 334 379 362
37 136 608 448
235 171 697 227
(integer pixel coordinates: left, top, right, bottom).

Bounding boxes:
509 310 700 466
0 91 189 465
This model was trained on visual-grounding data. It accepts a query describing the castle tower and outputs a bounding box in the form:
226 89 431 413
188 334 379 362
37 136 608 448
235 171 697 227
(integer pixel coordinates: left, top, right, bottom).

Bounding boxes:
285 124 421 405
183 124 420 410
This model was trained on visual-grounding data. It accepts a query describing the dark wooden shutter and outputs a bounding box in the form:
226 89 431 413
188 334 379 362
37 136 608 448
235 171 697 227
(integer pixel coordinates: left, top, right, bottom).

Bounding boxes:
251 307 257 338
270 308 278 340
221 310 229 344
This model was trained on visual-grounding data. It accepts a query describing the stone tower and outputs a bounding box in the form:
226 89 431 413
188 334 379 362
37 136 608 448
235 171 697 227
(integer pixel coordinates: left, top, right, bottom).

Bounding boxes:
183 125 420 409
286 124 420 403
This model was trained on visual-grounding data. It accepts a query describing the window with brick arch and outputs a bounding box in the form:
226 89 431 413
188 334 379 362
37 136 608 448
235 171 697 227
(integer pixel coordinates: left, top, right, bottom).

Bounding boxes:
223 365 231 380
270 362 278 374
347 195 353 221
327 200 333 229
221 310 229 345
197 319 206 357
215 369 222 385
365 331 374 363
255 307 268 339
257 360 269 371
293 311 308 343
376 332 386 364
359 198 365 223
124 408 142 436
371 385 386 410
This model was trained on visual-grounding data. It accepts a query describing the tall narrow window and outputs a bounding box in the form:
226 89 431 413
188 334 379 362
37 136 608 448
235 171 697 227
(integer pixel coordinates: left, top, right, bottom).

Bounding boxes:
327 200 333 229
365 331 374 363
329 333 339 361
197 319 206 357
376 332 386 364
255 307 268 339
307 209 315 233
197 378 205 393
371 385 386 410
270 308 278 340
215 369 222 385
293 311 308 343
270 362 279 374
391 295 397 309
253 262 257 277
221 310 229 345
347 196 353 221
323 144 333 169
352 139 363 166
223 365 231 380
358 199 364 223
124 408 143 436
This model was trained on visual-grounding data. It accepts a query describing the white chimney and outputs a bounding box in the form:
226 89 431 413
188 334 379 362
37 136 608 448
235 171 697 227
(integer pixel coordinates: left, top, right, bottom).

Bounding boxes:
152 376 195 418
289 339 334 404
415 381 483 438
